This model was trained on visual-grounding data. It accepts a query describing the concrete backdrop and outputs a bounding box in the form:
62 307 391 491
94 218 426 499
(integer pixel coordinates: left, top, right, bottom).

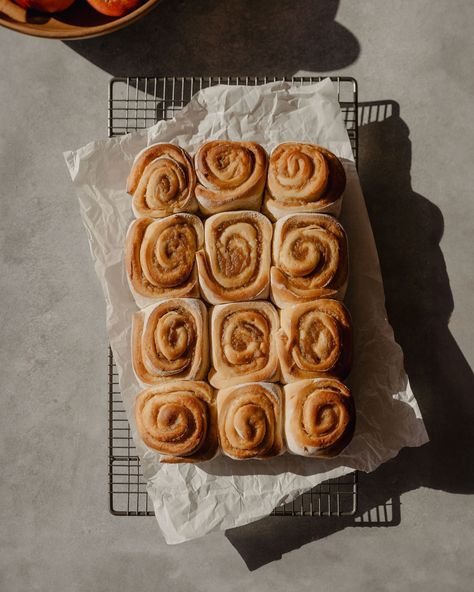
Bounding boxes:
1 1 473 590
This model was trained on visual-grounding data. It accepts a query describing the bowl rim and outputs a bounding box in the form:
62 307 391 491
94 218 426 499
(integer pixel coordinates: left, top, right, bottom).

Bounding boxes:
0 0 161 39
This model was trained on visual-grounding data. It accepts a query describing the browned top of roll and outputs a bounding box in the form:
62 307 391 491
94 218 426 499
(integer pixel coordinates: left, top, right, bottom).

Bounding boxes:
132 299 207 384
196 211 272 302
217 383 283 459
127 143 196 217
267 143 346 207
278 299 352 381
135 381 217 462
195 140 267 210
125 214 203 299
286 378 355 457
272 213 348 302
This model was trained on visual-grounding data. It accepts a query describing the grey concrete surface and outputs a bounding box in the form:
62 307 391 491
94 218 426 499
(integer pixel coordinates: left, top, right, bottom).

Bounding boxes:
1 0 474 590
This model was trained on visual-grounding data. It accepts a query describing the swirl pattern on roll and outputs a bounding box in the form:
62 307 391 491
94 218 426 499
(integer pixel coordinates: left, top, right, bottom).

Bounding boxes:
196 211 272 304
277 299 352 383
132 299 208 384
271 213 348 307
209 301 279 388
264 143 346 220
217 383 285 460
284 378 355 457
194 140 267 214
127 143 197 218
125 214 204 302
135 381 218 463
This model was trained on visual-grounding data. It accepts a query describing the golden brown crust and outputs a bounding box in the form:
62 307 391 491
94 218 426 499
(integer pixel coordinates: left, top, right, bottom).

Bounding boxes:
194 141 267 214
217 383 285 459
284 378 355 457
196 211 272 304
127 143 198 218
264 143 346 221
271 213 348 307
277 299 352 383
132 299 209 384
209 301 280 388
135 381 218 463
125 214 204 302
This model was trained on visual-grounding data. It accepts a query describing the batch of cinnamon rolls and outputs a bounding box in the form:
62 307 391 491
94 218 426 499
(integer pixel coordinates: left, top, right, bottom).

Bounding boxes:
125 140 355 464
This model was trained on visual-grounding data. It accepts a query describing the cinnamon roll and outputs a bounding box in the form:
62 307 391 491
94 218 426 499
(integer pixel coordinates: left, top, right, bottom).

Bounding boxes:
209 301 279 388
284 378 355 457
127 143 197 218
194 140 267 214
217 382 285 460
264 142 346 221
196 211 272 304
135 381 218 463
125 214 204 304
132 299 208 384
277 299 352 383
271 213 348 308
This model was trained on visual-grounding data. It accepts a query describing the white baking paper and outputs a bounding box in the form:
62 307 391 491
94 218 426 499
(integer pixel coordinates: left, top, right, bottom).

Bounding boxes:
64 78 428 544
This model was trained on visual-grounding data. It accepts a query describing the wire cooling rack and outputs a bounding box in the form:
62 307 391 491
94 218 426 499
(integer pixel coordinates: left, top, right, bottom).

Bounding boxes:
108 76 359 517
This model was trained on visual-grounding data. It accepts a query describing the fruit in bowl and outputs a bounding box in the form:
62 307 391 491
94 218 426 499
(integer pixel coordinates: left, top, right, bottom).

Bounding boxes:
0 0 157 38
11 0 143 15
13 0 75 12
85 0 142 17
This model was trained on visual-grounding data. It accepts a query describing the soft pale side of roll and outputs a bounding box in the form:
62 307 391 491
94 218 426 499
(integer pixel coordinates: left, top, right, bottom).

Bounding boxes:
284 378 355 457
277 299 352 383
132 299 209 385
271 213 349 308
263 142 346 221
217 382 285 460
135 381 218 463
209 301 280 388
196 210 272 304
127 143 198 218
125 214 204 308
194 140 267 214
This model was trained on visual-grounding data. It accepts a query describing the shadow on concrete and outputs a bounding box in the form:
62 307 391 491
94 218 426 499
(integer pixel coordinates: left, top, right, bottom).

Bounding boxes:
225 101 474 570
358 101 474 497
226 470 401 571
64 0 360 77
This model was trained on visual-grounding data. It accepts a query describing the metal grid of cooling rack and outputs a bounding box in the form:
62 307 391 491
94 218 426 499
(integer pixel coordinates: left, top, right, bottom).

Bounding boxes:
108 76 359 517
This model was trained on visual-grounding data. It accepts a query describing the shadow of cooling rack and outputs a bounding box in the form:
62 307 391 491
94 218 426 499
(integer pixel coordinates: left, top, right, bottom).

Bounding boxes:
107 76 400 527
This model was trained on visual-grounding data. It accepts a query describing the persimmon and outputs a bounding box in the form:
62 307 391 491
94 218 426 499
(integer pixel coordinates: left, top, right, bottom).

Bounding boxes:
85 0 142 17
13 0 75 13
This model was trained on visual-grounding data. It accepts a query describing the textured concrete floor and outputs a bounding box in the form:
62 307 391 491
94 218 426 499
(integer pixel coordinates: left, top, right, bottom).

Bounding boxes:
1 1 474 590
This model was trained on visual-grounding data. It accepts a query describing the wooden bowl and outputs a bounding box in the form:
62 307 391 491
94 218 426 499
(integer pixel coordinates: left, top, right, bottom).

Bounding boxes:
0 0 161 39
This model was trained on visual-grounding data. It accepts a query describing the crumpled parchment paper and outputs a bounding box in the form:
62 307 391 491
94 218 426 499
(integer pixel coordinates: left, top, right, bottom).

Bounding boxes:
64 78 428 544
